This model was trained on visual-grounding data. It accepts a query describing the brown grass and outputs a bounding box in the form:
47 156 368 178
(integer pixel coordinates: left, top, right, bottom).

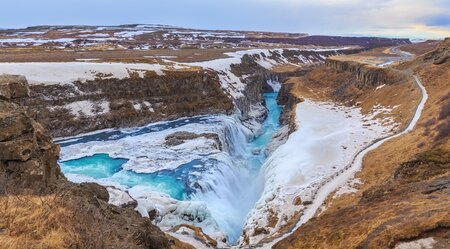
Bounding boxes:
0 175 173 249
400 41 440 56
288 65 419 130
0 47 241 63
0 194 80 249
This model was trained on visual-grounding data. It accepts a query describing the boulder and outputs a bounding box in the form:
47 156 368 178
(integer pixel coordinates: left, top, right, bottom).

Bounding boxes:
0 74 30 100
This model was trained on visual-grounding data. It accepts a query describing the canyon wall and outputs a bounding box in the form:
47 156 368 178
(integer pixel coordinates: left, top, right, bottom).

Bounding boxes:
325 59 406 88
272 37 450 249
16 48 353 138
22 70 233 137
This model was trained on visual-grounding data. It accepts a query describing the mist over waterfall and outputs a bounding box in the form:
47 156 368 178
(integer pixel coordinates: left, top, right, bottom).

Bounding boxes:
189 117 264 243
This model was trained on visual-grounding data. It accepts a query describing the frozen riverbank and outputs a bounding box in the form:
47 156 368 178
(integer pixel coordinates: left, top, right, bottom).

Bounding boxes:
240 99 398 245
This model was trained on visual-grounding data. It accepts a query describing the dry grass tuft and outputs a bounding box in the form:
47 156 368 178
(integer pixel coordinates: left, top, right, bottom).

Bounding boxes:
0 194 79 249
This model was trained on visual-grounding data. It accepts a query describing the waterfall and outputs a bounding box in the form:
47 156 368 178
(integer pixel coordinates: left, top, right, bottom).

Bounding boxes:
189 92 281 244
266 76 281 92
189 115 264 244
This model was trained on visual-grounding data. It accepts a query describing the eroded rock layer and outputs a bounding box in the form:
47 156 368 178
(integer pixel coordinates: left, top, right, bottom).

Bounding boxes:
22 70 233 137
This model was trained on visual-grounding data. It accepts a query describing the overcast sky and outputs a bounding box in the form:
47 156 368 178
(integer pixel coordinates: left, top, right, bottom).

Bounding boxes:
2 0 450 38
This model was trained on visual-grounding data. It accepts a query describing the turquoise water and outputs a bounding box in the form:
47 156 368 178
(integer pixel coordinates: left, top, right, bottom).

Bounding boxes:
60 153 126 179
59 92 282 243
60 156 210 200
60 93 280 198
248 93 282 170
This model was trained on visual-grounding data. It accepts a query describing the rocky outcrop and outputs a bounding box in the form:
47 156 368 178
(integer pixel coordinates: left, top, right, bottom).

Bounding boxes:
0 75 30 100
0 74 61 187
277 82 302 130
23 69 233 137
325 59 406 88
165 131 221 149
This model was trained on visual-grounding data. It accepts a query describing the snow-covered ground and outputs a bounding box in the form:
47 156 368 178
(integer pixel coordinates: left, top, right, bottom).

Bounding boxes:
181 48 342 99
63 100 110 117
59 115 249 173
240 99 398 245
0 62 175 85
395 237 436 249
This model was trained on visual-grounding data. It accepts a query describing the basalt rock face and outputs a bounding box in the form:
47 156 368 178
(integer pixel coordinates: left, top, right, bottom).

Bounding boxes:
0 75 30 100
0 75 61 187
230 54 269 120
22 70 234 137
230 49 352 120
277 82 302 131
325 59 406 88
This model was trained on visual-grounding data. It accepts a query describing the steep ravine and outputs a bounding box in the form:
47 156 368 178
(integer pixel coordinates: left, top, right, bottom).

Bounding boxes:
53 81 285 247
268 42 450 248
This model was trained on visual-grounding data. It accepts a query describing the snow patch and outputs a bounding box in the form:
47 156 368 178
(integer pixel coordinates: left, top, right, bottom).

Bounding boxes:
0 62 168 85
395 237 436 249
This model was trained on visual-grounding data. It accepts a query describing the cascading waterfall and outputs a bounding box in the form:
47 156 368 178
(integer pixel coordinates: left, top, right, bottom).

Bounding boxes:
189 89 282 244
266 75 282 92
57 80 282 246
189 117 263 243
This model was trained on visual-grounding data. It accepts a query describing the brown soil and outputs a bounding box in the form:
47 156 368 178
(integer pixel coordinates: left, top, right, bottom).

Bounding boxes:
0 47 241 63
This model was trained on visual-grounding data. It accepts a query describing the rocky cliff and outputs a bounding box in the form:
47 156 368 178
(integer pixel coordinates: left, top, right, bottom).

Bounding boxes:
424 38 450 65
5 48 361 139
0 75 189 249
21 69 233 137
325 58 406 88
0 75 61 188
